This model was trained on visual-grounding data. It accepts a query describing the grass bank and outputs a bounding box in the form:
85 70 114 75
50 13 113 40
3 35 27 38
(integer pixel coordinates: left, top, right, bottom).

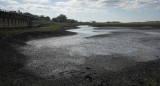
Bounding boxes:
0 23 81 41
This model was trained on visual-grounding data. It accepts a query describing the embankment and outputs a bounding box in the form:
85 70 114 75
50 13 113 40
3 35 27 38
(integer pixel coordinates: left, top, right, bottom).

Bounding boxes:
0 23 78 86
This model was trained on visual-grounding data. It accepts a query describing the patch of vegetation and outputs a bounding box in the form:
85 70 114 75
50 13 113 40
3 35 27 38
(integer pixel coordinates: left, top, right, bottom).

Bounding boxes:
0 23 81 40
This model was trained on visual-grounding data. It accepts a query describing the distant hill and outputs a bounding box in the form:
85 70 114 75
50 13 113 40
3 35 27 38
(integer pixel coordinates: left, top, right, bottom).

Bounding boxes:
145 21 160 23
130 21 160 23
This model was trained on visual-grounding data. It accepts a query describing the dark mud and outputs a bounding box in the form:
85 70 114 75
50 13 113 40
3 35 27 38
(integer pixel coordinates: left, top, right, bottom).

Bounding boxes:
5 30 77 43
0 41 43 86
0 27 77 86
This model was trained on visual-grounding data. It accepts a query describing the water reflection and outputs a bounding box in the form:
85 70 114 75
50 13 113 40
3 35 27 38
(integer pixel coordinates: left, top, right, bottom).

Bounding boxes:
67 25 121 36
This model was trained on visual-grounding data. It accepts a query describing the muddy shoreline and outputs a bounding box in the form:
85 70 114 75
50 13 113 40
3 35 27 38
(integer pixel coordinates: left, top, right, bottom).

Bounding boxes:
0 25 160 86
0 26 78 85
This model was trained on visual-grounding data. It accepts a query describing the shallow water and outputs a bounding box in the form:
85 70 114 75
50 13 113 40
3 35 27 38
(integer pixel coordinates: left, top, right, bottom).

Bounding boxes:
20 25 160 78
145 32 160 35
67 25 116 36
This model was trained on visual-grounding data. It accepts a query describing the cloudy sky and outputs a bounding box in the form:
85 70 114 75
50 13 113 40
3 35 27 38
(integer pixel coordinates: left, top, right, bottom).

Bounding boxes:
0 0 160 22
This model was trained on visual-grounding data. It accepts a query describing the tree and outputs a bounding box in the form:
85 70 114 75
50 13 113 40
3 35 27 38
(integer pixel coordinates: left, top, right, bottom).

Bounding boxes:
56 14 67 22
67 19 78 23
51 14 78 23
45 16 50 21
52 18 58 22
23 12 33 17
91 21 96 23
40 15 44 19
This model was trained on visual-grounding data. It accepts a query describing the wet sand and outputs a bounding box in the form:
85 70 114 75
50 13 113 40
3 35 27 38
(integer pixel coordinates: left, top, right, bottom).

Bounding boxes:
19 25 160 85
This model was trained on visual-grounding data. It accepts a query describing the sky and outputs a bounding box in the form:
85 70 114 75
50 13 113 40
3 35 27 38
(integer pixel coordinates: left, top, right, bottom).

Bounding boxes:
0 0 160 22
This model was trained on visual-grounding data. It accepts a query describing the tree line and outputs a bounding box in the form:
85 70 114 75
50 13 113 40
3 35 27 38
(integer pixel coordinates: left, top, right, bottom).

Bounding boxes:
17 11 77 23
5 10 78 23
23 13 78 23
22 12 51 21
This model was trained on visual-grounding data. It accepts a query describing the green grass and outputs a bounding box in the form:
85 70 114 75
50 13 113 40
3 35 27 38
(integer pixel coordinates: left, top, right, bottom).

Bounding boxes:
37 23 77 31
0 23 83 38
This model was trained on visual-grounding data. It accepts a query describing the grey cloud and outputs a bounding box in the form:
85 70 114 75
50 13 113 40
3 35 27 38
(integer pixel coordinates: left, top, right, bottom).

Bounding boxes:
56 0 159 10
